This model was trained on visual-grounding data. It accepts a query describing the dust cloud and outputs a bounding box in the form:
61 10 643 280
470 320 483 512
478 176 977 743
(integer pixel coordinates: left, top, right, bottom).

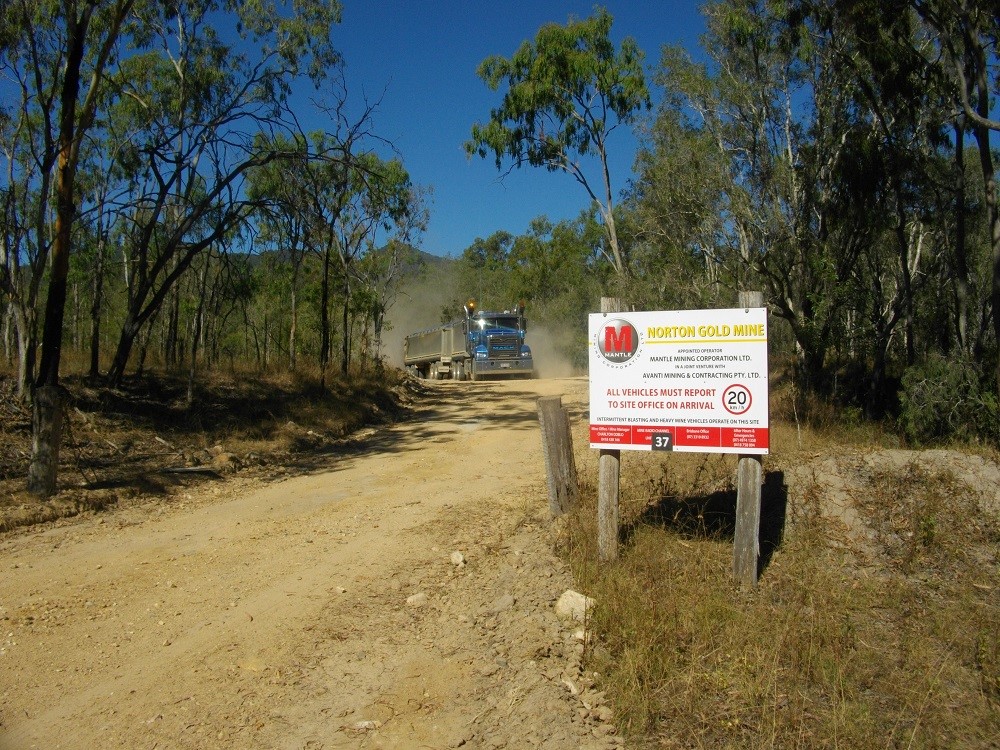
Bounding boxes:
526 325 581 379
381 262 460 368
378 258 585 379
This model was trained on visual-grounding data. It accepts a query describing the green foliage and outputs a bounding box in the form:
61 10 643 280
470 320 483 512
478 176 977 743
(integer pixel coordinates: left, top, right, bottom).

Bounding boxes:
222 0 344 85
458 231 514 305
466 6 649 276
899 353 1000 445
467 7 649 171
3 0 999 434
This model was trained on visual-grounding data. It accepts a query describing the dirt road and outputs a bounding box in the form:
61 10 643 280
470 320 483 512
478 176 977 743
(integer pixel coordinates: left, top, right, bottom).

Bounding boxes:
0 376 624 750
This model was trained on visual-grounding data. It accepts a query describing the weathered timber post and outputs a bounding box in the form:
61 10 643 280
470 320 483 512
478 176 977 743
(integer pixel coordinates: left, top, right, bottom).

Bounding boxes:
598 297 625 561
537 396 579 516
733 291 764 588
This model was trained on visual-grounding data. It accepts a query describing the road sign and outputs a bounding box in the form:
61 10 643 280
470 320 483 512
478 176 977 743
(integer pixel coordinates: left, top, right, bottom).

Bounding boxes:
588 307 768 454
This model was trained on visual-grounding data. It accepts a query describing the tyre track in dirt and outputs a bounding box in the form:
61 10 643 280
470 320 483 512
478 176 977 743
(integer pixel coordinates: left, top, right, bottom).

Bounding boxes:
0 377 622 749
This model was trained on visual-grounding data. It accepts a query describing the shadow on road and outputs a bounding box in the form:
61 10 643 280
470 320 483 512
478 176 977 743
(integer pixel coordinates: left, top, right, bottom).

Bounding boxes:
272 378 561 479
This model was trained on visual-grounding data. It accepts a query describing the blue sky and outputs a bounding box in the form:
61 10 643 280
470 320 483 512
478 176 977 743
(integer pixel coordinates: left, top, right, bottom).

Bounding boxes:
326 1 709 257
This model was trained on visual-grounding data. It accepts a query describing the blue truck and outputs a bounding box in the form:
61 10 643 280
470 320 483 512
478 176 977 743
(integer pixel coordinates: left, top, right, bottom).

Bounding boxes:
403 301 534 381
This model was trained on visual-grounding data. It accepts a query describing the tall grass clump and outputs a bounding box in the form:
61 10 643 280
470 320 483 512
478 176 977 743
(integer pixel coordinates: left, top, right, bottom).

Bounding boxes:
563 450 1000 748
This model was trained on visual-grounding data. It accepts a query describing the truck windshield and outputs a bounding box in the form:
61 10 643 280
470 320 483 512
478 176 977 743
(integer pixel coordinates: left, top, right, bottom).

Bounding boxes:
476 316 521 331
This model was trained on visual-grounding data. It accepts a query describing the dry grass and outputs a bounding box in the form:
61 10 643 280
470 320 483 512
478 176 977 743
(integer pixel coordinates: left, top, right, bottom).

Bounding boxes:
0 365 415 527
562 421 1000 749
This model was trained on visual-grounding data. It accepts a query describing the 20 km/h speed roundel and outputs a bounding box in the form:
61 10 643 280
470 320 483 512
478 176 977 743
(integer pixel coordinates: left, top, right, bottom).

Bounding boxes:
589 307 769 455
722 384 752 415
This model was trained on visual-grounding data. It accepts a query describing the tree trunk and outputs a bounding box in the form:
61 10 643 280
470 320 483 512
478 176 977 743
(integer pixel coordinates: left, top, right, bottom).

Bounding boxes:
29 5 88 496
71 281 80 351
187 258 210 406
319 244 332 389
894 184 916 367
373 303 386 374
134 322 151 377
27 386 64 496
2 299 11 365
959 15 1000 395
953 119 970 353
35 144 75 387
166 277 181 368
7 300 33 402
341 268 350 376
288 283 298 371
972 123 1000 396
868 330 891 418
89 235 106 381
262 313 270 369
107 315 143 387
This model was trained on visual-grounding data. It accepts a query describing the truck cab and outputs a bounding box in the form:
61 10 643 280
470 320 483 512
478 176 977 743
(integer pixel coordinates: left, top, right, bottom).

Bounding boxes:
465 306 533 380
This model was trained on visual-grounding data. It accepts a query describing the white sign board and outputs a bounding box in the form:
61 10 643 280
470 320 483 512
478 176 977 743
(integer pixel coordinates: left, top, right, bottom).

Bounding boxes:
588 308 768 454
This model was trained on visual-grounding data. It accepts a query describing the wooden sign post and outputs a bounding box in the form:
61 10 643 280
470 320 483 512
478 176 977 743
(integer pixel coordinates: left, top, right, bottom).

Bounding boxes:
733 291 764 588
588 294 768 581
597 297 624 561
537 395 579 516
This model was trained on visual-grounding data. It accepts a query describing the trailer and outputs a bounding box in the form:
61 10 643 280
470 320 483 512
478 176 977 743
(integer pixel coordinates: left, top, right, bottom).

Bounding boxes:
403 301 533 381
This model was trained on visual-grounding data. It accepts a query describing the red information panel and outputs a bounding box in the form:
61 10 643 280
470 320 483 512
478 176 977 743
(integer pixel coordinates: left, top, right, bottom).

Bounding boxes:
722 427 769 451
588 424 769 452
589 424 633 445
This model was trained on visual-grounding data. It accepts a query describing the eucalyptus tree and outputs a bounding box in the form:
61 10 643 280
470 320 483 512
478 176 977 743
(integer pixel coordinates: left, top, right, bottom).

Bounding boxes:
353 189 429 371
1 0 343 496
506 212 606 314
761 0 953 409
101 2 344 388
357 241 423 370
1 0 139 494
655 1 923 395
1 1 136 404
906 0 1000 391
183 236 255 403
510 212 606 367
245 249 295 369
626 98 731 311
329 155 416 376
459 230 516 306
0 90 42 398
294 132 360 383
246 134 312 371
459 212 606 319
465 6 650 280
789 0 997 407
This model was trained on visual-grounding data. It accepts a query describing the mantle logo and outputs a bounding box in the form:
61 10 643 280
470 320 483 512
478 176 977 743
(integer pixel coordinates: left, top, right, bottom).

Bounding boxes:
597 319 640 365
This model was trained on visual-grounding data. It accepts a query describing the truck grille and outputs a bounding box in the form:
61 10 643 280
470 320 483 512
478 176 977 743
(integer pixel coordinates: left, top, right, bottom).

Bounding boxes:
488 335 520 359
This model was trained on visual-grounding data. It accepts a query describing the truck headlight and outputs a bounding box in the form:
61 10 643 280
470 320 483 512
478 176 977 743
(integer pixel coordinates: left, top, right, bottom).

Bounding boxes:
521 346 532 358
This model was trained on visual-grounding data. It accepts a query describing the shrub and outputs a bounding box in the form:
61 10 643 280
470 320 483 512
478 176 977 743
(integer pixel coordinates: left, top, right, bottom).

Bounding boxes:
899 353 1000 445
